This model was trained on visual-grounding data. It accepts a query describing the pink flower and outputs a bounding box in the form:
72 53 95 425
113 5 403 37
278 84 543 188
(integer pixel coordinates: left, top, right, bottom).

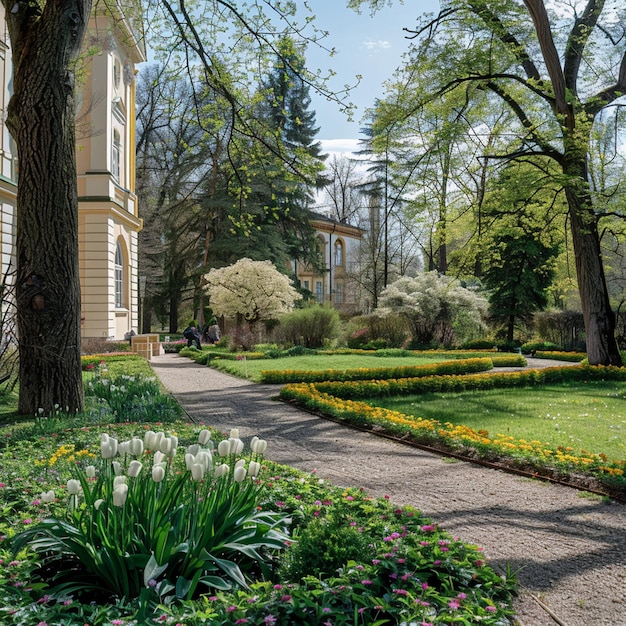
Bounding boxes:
448 598 460 610
421 524 435 532
281 595 292 602
264 616 277 625
485 605 497 613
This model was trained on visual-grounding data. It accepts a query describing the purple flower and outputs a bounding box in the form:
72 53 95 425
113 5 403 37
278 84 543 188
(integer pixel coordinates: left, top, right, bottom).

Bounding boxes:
264 616 277 625
448 598 460 610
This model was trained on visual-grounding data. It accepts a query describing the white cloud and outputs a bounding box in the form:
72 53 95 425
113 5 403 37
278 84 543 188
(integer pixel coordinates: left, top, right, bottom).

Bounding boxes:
319 138 362 157
363 39 392 51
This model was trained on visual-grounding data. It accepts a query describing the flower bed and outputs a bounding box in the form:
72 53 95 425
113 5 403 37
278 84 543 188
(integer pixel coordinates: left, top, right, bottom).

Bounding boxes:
279 366 626 499
0 420 516 625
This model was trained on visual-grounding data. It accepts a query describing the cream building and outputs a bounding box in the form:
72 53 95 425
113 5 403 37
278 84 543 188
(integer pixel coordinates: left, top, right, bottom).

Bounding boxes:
294 212 363 315
0 4 145 343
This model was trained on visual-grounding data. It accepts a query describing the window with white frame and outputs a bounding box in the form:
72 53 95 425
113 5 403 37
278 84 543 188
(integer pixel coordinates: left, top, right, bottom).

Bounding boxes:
115 241 124 308
112 129 121 181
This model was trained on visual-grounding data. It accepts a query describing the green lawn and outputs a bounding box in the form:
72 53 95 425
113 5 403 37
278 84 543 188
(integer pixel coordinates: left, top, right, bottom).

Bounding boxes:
371 380 626 461
213 353 450 381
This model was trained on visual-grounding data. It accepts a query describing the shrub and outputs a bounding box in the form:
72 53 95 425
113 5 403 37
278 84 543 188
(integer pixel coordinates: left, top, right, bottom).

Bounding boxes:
280 516 374 582
345 314 409 349
275 305 340 349
460 338 496 350
521 341 561 352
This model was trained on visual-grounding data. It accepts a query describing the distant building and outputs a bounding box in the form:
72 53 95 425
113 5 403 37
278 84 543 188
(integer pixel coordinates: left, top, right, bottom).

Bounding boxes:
294 211 363 314
0 3 145 343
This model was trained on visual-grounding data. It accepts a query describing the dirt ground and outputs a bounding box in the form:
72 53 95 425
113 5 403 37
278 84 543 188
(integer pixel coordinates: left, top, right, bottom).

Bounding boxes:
152 354 626 626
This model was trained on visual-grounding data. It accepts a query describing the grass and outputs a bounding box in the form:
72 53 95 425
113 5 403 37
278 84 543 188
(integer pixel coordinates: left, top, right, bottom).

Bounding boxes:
371 380 626 461
213 353 448 381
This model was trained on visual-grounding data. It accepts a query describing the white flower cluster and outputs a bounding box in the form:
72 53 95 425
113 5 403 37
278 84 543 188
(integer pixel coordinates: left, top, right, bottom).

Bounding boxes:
61 427 267 508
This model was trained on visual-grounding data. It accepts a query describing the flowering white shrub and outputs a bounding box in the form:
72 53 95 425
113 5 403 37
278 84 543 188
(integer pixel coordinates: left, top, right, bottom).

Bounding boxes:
205 258 301 325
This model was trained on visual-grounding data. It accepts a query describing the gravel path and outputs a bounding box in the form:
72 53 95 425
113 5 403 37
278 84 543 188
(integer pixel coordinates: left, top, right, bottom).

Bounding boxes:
151 354 626 626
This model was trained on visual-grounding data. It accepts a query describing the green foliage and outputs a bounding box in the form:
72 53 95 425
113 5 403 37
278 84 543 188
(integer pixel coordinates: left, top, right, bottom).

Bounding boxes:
521 341 561 352
280 516 373 582
344 313 409 349
261 356 495 384
274 305 340 349
11 430 289 603
85 374 181 423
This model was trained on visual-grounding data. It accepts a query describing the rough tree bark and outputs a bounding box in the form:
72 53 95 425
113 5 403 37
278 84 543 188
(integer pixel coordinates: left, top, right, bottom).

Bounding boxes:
3 0 92 414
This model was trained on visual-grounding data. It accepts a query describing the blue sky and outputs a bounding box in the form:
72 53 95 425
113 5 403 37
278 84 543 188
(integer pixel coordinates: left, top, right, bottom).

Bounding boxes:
300 1 441 154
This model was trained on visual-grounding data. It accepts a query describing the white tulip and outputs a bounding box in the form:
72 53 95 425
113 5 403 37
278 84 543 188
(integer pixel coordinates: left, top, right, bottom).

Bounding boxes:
217 440 230 456
118 440 131 459
67 479 81 495
153 450 166 466
152 465 165 483
153 432 165 450
233 465 247 483
144 430 157 450
114 475 127 488
41 490 55 503
186 443 200 456
235 458 246 469
130 437 144 456
253 439 267 454
250 436 259 451
160 438 172 456
112 461 123 476
229 428 239 439
191 463 205 481
101 434 118 459
185 453 195 471
214 463 230 477
85 465 96 478
198 429 211 445
113 484 128 507
128 460 143 478
94 498 105 510
169 435 178 450
248 461 261 478
197 450 212 472
229 437 244 455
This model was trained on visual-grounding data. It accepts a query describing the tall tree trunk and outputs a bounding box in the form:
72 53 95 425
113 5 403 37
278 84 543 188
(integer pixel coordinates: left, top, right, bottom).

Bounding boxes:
5 0 91 414
565 158 621 366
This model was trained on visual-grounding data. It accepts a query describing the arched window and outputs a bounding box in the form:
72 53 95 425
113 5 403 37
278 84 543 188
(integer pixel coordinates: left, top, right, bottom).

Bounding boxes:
112 129 121 181
115 241 124 308
334 240 344 267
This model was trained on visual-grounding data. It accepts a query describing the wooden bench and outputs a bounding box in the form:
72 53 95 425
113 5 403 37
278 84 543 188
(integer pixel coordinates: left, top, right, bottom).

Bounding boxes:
131 334 162 360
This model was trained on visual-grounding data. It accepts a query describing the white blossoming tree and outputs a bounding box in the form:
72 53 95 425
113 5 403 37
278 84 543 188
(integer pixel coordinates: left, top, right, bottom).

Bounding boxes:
205 258 301 347
376 272 488 348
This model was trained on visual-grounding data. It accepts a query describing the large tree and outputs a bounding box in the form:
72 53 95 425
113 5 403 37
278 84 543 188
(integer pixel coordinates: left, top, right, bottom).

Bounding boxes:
6 0 346 414
362 0 626 365
4 0 91 414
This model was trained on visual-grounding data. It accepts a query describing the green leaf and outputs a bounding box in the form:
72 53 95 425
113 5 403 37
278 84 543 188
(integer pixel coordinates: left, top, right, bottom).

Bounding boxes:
143 554 168 587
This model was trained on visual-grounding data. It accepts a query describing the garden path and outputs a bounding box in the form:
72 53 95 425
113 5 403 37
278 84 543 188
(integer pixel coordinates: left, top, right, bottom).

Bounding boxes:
151 353 626 626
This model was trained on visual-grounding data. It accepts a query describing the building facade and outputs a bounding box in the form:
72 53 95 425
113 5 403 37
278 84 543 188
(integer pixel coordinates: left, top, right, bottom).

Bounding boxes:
294 212 363 315
0 4 145 343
